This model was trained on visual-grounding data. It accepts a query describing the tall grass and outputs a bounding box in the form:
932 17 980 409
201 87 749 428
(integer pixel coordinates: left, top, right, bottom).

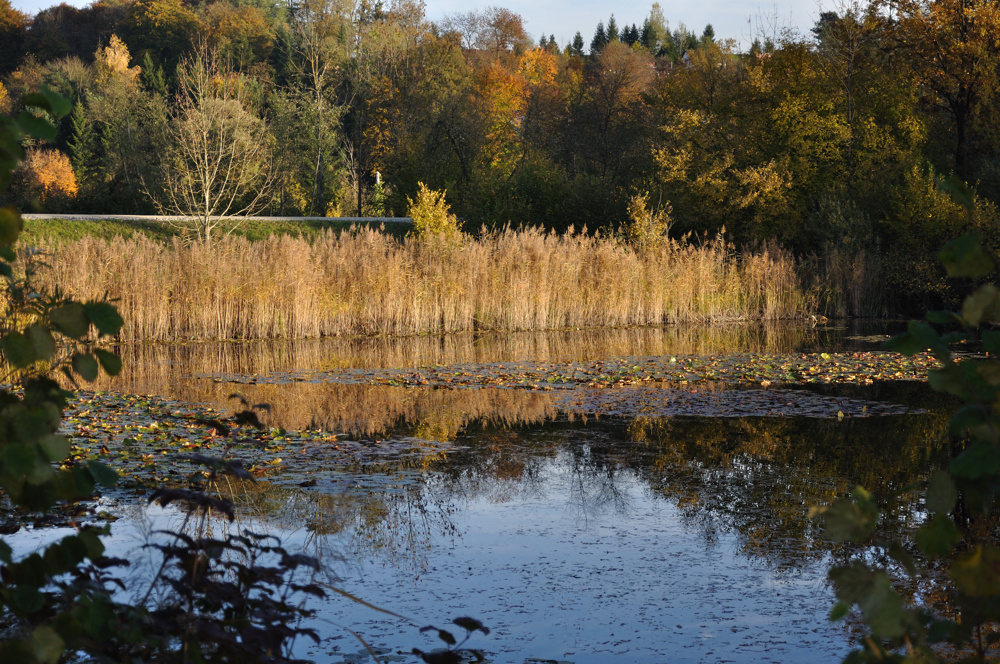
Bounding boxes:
37 227 828 342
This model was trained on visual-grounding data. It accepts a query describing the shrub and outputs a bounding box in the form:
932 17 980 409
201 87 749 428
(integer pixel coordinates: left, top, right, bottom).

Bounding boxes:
407 182 462 238
623 192 671 253
7 149 79 210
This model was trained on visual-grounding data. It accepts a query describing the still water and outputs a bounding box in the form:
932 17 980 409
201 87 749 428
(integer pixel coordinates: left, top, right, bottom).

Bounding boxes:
12 322 953 662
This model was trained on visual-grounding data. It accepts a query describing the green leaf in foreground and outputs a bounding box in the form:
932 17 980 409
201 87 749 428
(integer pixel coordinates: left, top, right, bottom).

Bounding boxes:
85 302 124 337
814 487 878 542
71 354 99 382
884 320 950 361
950 440 1000 478
48 303 89 339
85 460 117 488
0 206 22 246
915 514 960 557
93 349 122 376
926 470 958 514
951 545 1000 597
940 232 994 279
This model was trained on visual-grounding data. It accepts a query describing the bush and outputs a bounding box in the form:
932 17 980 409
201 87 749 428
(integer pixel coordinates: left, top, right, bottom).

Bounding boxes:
624 192 671 253
7 149 78 211
407 182 462 238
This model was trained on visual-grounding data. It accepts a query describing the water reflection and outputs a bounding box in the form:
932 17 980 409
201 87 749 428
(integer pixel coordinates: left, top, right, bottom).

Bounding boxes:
97 321 901 395
56 322 952 661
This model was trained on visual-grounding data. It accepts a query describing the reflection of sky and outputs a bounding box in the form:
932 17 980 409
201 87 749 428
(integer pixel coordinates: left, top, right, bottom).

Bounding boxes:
9 0 826 49
6 452 845 663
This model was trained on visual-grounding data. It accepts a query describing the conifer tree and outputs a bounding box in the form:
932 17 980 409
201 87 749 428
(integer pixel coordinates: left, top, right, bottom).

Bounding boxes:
700 23 715 47
68 100 95 185
640 18 654 50
607 14 619 42
590 21 606 53
140 52 166 96
572 31 585 56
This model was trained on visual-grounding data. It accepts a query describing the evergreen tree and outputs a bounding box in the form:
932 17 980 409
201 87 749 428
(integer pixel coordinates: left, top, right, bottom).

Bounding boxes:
539 34 548 48
628 24 640 45
590 21 607 53
572 31 585 56
640 18 654 50
700 24 715 47
607 14 619 42
140 52 166 97
68 100 95 186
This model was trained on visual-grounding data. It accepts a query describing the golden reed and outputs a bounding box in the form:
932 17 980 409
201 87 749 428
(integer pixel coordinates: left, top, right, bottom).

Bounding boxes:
37 227 821 342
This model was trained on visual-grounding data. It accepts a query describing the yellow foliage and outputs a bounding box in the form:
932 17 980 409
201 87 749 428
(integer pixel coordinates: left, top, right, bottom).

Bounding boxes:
731 160 791 211
407 182 462 238
476 63 527 174
95 35 141 85
285 181 310 215
24 149 79 201
624 192 672 253
518 48 557 88
325 197 343 217
0 82 9 114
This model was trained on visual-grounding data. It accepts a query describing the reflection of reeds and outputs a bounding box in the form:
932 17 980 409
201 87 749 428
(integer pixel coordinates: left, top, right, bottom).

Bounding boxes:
95 323 825 385
77 325 822 435
35 229 813 342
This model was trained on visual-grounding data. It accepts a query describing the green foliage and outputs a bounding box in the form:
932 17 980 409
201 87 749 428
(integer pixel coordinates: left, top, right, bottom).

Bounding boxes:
816 210 1000 660
0 87 131 663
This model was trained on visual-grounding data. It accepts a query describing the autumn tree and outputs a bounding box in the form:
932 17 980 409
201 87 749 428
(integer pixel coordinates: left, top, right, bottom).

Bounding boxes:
153 50 274 242
345 0 429 215
21 148 78 204
286 0 351 215
120 0 201 71
77 35 165 211
0 0 28 74
23 2 126 64
441 6 528 63
202 2 275 71
583 41 654 179
880 0 1000 176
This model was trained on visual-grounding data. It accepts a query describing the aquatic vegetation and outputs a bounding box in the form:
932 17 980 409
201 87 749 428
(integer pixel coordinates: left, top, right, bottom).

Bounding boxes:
216 349 941 390
33 227 814 342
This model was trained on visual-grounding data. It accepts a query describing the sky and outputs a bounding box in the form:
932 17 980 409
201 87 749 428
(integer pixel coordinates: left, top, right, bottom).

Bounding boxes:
9 0 825 51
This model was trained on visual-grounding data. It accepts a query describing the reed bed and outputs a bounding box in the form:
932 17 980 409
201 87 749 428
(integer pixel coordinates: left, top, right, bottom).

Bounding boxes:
36 227 820 342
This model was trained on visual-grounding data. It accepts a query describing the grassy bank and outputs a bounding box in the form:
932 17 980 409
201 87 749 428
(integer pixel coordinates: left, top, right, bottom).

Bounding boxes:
29 227 835 342
21 217 409 245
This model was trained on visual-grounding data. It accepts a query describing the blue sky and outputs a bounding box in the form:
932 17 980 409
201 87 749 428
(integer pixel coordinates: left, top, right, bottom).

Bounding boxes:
10 0 823 50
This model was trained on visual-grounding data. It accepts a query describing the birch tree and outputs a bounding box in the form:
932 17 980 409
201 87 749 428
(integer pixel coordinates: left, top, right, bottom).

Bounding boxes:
156 50 274 243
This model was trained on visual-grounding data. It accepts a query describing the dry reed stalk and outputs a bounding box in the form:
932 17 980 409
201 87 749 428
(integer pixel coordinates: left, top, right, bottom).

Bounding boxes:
35 228 816 342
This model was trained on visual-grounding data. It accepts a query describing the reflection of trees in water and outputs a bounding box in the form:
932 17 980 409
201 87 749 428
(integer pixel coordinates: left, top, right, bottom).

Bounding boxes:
89 321 869 396
208 475 459 574
623 403 952 569
418 390 953 571
142 381 956 580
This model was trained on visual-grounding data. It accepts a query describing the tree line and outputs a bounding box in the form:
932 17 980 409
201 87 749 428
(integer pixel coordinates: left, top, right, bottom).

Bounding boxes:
1 0 1000 309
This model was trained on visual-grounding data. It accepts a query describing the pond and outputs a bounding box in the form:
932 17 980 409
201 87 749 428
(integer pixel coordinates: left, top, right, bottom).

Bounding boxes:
7 322 955 663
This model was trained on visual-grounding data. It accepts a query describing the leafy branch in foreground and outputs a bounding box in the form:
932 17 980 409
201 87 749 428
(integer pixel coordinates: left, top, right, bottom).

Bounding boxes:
814 180 1000 662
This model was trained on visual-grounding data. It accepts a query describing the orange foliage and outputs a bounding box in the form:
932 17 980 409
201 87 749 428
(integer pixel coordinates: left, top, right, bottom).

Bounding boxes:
517 48 557 89
474 48 562 175
24 149 79 202
476 62 527 173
